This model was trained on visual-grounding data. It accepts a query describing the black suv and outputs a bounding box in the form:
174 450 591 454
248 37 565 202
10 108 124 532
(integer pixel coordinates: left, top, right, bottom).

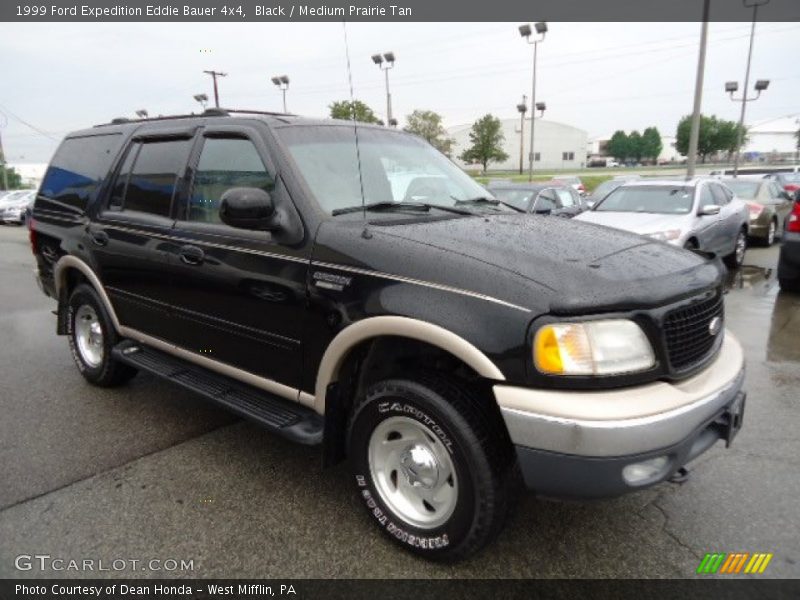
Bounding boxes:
31 110 746 561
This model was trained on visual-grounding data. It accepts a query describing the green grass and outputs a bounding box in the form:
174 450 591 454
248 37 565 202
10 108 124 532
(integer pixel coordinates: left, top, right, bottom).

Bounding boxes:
472 173 613 193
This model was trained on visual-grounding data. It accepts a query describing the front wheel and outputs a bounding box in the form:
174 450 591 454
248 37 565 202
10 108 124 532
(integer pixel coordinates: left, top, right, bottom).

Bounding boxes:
724 229 747 269
347 376 515 561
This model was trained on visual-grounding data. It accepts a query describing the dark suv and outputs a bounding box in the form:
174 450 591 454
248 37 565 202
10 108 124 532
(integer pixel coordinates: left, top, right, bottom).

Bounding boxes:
31 110 746 561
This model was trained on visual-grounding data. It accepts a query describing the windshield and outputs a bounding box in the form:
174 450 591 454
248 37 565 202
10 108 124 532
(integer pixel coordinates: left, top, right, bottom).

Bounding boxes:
723 180 759 199
591 179 623 199
595 185 694 214
490 188 536 211
277 125 503 215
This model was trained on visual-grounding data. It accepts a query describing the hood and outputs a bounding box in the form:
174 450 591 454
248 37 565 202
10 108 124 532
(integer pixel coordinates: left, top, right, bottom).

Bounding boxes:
575 210 690 235
314 213 723 316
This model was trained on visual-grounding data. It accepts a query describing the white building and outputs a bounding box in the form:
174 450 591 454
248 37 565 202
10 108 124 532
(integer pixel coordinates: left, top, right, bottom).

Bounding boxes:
743 115 800 160
448 118 588 172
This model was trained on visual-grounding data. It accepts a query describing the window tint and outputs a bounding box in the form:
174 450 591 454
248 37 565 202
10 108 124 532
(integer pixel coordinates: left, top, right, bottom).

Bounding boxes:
124 139 192 217
534 189 558 213
188 137 273 223
40 134 123 211
109 142 140 210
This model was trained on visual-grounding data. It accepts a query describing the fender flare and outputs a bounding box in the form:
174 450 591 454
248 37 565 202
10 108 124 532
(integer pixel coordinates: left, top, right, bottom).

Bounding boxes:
54 255 123 332
313 315 506 414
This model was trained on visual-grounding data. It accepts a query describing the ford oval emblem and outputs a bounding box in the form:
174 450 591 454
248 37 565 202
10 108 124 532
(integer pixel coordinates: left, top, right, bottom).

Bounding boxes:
708 316 722 336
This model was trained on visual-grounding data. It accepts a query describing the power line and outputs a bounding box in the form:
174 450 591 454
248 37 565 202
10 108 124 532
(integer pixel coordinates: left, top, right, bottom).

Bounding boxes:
0 104 59 141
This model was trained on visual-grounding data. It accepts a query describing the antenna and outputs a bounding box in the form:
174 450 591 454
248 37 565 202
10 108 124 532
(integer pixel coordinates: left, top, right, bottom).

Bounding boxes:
341 21 370 235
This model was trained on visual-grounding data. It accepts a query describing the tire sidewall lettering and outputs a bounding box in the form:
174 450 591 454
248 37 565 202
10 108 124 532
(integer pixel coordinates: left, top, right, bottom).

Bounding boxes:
377 401 454 454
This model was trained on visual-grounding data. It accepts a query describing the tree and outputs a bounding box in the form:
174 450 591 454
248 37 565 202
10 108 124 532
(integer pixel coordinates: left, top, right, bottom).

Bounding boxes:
0 166 22 190
641 127 663 162
404 109 454 156
458 114 509 173
606 130 629 162
676 114 745 163
628 130 643 162
328 100 380 124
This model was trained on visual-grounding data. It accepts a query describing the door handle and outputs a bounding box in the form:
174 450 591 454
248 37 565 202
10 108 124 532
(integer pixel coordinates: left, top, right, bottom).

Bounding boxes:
90 230 109 247
179 245 205 266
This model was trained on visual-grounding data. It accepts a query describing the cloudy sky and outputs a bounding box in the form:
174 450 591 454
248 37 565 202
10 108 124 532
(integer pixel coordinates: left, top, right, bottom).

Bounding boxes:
1 20 798 163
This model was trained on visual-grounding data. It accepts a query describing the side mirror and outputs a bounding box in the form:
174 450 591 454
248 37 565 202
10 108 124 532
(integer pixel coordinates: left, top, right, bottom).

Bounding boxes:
699 204 721 216
219 187 278 230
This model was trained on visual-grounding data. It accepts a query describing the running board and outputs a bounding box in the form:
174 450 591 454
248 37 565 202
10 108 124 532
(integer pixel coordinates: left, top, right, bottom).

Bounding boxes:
112 340 322 445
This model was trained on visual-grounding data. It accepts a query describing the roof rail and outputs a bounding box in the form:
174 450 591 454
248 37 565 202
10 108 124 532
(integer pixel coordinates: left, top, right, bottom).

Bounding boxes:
95 108 292 128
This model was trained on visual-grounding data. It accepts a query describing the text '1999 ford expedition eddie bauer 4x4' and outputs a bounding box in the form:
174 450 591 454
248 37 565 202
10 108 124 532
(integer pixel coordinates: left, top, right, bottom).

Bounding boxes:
30 109 746 561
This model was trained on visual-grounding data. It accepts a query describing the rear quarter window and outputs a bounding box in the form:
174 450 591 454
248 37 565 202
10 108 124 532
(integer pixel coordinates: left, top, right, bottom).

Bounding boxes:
40 133 123 211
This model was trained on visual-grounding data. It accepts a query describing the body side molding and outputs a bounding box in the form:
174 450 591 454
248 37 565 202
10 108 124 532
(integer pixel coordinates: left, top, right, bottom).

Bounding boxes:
312 315 506 414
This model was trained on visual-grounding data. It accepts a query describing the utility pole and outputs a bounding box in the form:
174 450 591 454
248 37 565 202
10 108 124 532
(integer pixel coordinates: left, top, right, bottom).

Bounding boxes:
687 0 710 179
0 113 8 190
203 70 227 108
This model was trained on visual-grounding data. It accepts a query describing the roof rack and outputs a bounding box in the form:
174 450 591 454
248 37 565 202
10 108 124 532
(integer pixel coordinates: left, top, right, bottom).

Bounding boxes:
94 108 293 128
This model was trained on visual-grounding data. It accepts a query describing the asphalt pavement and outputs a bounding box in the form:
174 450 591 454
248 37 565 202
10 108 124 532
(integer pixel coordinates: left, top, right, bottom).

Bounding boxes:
0 224 798 578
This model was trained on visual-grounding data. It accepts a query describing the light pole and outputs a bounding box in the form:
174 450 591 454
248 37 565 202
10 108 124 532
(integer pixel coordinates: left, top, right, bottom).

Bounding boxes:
371 52 395 124
193 93 209 111
726 79 769 174
271 75 290 112
135 110 148 119
0 112 8 190
728 0 770 177
516 96 527 175
203 70 227 108
520 22 547 181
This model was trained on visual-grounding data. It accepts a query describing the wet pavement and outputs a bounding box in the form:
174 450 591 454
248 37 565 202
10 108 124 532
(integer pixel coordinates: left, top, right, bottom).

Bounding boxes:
0 225 798 578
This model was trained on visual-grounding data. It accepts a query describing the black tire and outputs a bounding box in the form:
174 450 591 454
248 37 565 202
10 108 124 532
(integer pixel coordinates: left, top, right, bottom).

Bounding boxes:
347 374 516 562
67 283 137 387
723 228 747 269
683 239 698 251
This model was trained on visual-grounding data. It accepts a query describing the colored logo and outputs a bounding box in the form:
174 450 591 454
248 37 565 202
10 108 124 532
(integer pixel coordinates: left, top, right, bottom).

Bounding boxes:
696 552 773 574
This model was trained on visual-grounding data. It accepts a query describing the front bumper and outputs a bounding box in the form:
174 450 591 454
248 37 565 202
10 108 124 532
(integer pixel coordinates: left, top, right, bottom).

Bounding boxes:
495 331 746 499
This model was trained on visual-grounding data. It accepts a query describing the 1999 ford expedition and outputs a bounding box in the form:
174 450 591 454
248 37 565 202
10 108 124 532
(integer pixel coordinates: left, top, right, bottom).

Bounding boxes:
30 109 746 561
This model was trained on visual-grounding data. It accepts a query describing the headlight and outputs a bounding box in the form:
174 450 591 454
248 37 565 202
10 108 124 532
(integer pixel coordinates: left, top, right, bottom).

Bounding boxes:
645 229 682 242
534 320 655 376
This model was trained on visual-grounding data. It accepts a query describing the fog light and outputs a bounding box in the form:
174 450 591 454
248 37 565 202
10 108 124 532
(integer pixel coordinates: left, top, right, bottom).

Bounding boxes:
622 456 669 486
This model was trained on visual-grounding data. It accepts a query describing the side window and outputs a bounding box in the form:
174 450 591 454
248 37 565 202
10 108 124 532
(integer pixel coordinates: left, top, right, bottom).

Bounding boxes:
769 183 784 201
710 184 729 206
534 189 558 213
40 134 123 211
699 185 717 209
122 139 192 217
188 137 274 223
554 188 575 207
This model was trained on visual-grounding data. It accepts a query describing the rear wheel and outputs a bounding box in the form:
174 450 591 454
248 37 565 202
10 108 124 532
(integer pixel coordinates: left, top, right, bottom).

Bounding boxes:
347 375 516 561
763 220 777 247
67 284 137 387
724 229 747 269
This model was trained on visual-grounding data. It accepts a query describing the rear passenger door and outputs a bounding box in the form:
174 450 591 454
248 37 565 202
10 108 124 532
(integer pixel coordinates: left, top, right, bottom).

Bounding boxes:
91 129 195 339
163 126 308 390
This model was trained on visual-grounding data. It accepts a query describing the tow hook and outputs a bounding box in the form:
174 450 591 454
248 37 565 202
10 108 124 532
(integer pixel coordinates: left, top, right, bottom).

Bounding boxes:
669 467 691 484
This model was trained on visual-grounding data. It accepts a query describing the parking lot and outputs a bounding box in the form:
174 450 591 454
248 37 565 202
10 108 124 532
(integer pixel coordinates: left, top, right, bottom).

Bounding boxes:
0 222 798 579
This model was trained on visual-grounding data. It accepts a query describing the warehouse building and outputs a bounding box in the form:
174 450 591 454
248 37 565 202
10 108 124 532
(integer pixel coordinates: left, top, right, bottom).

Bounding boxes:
742 114 800 161
448 118 588 172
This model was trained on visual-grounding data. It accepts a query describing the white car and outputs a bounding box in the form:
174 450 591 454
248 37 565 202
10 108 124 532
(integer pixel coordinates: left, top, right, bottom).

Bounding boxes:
575 178 750 268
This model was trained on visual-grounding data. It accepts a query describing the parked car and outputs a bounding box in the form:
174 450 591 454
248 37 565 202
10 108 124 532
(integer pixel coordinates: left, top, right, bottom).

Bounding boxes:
584 175 641 208
551 175 586 196
487 182 587 217
778 190 800 292
31 111 746 561
575 178 750 268
1 190 35 225
721 177 793 246
764 171 800 195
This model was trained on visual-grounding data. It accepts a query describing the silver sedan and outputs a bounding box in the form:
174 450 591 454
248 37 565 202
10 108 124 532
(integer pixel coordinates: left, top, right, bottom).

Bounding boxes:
574 178 750 268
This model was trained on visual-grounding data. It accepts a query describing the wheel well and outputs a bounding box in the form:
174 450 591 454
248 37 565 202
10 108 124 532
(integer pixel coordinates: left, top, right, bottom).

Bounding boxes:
322 336 505 467
55 267 89 334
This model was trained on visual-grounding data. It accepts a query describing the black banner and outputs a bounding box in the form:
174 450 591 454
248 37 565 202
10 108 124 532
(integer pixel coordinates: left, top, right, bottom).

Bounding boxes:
2 0 800 22
2 580 800 600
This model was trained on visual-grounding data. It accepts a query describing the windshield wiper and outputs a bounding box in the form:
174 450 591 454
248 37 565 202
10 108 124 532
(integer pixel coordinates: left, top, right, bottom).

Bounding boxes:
331 201 430 216
454 196 525 213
